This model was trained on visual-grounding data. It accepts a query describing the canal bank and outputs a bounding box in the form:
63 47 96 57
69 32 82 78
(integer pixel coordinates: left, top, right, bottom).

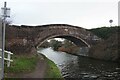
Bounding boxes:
38 53 63 78
4 53 63 79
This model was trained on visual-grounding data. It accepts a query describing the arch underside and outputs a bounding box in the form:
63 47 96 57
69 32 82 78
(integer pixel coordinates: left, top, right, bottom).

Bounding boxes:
37 35 90 48
55 36 88 46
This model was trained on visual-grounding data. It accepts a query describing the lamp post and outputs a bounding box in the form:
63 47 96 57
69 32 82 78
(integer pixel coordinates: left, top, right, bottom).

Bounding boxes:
109 19 113 27
1 2 10 79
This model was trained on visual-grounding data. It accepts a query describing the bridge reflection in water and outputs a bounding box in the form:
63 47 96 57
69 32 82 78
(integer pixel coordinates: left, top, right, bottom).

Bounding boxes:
38 48 120 79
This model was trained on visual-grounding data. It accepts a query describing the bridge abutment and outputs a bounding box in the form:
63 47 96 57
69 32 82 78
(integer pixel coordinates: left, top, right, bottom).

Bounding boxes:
6 43 37 55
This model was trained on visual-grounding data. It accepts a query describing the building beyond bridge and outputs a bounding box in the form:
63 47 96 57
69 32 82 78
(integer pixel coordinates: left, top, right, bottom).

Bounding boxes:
5 24 101 54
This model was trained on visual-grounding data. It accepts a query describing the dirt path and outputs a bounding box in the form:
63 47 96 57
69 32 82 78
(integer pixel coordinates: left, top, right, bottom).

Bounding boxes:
6 57 47 78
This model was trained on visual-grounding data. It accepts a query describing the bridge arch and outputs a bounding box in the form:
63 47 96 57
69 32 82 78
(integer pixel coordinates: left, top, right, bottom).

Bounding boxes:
6 24 100 54
36 34 90 48
33 24 99 49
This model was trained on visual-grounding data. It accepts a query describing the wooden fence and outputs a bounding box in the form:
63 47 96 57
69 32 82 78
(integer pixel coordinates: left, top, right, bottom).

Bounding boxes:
0 49 13 67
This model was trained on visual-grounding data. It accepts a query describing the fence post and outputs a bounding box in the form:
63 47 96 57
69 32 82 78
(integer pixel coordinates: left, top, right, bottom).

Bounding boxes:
0 49 13 67
7 53 10 67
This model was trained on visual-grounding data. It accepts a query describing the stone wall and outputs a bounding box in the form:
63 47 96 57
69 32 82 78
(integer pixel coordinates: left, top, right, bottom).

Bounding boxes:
5 25 37 54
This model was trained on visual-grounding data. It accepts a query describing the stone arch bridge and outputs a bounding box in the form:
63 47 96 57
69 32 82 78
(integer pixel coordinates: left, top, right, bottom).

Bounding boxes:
5 24 100 54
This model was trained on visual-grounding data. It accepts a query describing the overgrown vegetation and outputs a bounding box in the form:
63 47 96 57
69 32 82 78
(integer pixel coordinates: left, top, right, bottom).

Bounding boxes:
49 39 62 51
58 39 79 54
89 26 120 61
88 26 119 39
40 41 50 48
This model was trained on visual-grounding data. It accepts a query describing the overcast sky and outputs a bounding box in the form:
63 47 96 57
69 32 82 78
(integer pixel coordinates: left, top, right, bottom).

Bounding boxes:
0 0 119 29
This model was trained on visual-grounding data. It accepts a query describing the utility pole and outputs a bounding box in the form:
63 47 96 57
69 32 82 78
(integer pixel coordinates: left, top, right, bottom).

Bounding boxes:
118 1 120 26
1 2 10 79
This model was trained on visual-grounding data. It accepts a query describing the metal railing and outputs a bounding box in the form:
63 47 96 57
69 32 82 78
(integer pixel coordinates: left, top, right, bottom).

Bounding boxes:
0 49 13 67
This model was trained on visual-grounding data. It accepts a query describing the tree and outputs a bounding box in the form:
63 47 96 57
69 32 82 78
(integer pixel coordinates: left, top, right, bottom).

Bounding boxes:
40 41 50 48
63 39 74 48
49 39 62 51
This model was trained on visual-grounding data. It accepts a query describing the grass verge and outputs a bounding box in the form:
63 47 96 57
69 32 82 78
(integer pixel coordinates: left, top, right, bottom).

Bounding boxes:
5 53 64 79
5 55 38 73
45 57 63 79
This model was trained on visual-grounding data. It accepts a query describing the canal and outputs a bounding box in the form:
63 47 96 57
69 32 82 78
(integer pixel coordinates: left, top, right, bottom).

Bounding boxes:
38 48 120 80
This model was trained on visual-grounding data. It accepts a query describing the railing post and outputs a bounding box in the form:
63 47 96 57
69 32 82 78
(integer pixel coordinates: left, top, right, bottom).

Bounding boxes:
7 53 10 67
0 49 13 67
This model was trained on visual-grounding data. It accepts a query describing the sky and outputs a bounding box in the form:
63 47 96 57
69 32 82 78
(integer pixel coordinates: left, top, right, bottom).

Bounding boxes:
0 0 119 29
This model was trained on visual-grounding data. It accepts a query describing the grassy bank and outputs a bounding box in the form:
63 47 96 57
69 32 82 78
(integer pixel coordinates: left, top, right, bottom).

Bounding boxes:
39 53 63 79
45 58 63 78
5 53 63 79
5 55 38 73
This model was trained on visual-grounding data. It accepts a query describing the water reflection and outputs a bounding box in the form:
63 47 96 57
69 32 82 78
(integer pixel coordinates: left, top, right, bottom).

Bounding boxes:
38 47 78 65
38 48 120 79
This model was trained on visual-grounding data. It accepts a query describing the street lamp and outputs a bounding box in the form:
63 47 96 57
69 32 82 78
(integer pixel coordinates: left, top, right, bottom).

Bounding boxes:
1 2 10 79
109 19 113 27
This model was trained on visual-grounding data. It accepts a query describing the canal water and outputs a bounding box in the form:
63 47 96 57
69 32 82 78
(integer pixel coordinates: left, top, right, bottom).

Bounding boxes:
38 48 120 80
